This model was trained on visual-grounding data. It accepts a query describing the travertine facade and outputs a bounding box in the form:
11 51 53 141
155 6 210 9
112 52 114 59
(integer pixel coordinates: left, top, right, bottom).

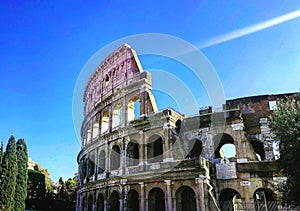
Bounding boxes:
76 44 292 211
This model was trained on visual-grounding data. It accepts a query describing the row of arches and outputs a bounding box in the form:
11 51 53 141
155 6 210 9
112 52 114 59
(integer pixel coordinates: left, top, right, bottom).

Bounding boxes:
80 135 165 182
219 188 276 211
81 186 197 211
84 55 137 114
81 132 271 183
81 133 245 182
83 97 141 146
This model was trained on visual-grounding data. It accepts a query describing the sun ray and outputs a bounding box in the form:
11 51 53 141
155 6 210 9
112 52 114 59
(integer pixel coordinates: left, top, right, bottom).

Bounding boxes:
198 10 300 49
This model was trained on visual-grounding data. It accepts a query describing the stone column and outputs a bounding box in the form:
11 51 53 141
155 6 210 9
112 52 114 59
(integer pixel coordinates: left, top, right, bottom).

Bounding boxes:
104 200 107 211
163 124 171 162
196 177 206 211
105 141 110 174
95 148 99 178
123 97 127 127
164 180 173 211
77 193 82 211
121 139 126 175
139 131 145 166
93 191 96 211
139 182 146 211
120 198 124 211
120 181 126 211
109 105 113 132
98 112 101 136
91 119 94 142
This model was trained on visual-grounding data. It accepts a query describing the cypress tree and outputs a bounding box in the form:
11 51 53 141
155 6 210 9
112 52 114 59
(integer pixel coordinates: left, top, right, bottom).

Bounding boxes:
14 138 28 211
0 136 18 211
0 141 3 180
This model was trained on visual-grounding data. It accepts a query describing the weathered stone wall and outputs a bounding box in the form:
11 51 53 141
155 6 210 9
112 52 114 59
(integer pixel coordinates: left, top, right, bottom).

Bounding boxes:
77 44 296 211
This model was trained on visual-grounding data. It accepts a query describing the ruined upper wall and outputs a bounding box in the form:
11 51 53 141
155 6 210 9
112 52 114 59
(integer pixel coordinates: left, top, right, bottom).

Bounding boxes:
225 93 298 134
83 44 144 116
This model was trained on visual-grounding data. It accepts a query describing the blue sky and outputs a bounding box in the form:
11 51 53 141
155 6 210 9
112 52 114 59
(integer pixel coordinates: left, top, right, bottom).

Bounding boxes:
0 1 300 181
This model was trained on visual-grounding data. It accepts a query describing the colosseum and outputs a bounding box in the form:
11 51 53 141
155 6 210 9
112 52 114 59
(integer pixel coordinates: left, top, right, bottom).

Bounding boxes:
76 44 293 211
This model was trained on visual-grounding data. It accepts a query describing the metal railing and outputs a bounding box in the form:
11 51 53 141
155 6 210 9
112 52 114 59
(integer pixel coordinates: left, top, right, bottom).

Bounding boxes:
220 201 300 211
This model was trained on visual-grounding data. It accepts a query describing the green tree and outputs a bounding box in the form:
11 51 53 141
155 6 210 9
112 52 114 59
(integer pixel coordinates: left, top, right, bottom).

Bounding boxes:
14 138 28 211
65 178 77 202
56 177 77 203
0 141 4 180
41 168 55 199
0 136 18 211
269 95 300 206
27 169 46 200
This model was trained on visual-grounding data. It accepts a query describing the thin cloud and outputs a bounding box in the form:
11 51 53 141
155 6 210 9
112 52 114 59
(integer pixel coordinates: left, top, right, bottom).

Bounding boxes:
198 10 300 49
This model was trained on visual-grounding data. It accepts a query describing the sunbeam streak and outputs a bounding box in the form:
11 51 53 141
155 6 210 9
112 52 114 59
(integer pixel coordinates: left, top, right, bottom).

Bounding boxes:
199 10 300 49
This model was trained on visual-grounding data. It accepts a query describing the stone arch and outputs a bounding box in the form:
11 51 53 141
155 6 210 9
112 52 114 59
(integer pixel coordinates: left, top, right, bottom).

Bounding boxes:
175 119 182 135
96 193 104 211
250 140 265 161
87 123 92 144
84 157 88 180
127 189 140 211
112 104 122 128
148 187 165 211
108 191 120 211
254 188 275 211
213 133 236 159
128 96 140 122
92 115 99 139
187 138 203 159
81 156 87 182
104 74 110 87
88 154 95 178
98 150 106 174
88 194 93 211
175 186 196 211
219 188 241 211
126 140 139 167
110 145 121 170
101 109 109 134
147 134 164 163
83 134 87 146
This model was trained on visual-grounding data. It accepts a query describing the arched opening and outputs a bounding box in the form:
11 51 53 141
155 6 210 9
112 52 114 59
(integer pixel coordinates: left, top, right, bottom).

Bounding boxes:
88 154 95 178
219 188 241 211
96 193 104 211
88 195 93 211
87 127 92 144
148 187 165 211
254 188 275 211
98 150 106 174
126 141 139 167
109 191 120 211
101 110 109 134
81 156 87 182
214 134 236 159
110 145 121 170
112 104 122 128
127 189 139 211
175 119 182 135
92 116 99 139
83 135 87 146
187 139 203 159
128 96 140 122
105 74 110 87
176 186 196 211
147 135 163 163
250 140 265 161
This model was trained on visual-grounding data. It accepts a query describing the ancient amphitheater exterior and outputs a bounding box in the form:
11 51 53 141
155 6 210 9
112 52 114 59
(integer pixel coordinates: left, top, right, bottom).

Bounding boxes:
76 44 292 211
